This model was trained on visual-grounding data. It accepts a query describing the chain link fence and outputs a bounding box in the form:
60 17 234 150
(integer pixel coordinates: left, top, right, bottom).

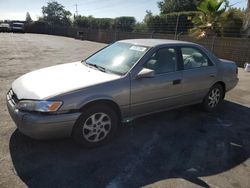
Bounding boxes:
25 26 250 67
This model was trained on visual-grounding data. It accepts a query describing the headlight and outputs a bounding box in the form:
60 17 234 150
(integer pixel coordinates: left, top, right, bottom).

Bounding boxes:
16 100 63 112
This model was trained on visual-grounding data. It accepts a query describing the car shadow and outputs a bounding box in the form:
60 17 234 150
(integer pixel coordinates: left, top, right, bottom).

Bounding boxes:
9 101 250 188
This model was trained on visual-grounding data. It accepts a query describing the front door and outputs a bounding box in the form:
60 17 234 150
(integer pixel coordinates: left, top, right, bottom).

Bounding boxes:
130 47 183 117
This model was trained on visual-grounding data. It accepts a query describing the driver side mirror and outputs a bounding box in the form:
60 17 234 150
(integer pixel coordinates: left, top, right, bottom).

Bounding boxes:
137 68 155 79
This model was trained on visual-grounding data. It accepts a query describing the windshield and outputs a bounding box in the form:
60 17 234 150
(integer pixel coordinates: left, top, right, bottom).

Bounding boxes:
84 42 149 75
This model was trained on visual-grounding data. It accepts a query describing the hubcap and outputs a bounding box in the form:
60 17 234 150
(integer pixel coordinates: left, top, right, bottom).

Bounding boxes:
208 88 221 108
82 112 111 142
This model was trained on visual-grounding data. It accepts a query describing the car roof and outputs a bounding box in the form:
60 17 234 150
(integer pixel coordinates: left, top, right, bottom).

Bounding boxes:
119 39 195 47
13 22 24 25
0 23 10 26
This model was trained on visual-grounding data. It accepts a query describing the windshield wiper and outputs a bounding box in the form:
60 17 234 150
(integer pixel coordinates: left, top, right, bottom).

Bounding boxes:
85 62 106 72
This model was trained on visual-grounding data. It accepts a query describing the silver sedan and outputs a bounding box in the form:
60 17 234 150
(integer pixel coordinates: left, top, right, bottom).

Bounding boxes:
7 39 239 147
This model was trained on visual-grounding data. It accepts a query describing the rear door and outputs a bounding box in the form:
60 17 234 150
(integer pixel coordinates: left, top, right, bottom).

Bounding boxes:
180 46 217 103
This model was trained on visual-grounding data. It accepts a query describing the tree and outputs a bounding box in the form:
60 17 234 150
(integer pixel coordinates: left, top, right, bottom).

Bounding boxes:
41 1 72 26
26 20 49 33
133 22 148 32
115 17 136 32
25 12 33 23
73 16 90 28
190 0 228 38
96 18 113 30
145 12 198 34
221 8 244 37
158 0 198 14
73 16 114 30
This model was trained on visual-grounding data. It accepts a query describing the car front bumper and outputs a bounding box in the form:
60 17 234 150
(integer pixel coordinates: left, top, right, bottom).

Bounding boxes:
7 96 81 140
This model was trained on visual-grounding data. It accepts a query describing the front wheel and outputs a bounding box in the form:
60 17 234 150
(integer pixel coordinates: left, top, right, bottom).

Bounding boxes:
203 84 224 112
72 104 118 148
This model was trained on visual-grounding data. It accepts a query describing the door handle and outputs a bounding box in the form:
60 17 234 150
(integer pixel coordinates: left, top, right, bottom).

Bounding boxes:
210 74 215 78
173 79 182 85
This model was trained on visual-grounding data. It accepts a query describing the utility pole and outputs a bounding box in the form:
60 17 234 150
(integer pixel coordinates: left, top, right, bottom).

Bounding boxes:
174 0 180 40
75 4 78 16
243 0 250 37
174 12 180 40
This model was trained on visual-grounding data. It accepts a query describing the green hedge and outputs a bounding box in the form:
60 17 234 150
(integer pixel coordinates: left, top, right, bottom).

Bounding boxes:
146 11 200 34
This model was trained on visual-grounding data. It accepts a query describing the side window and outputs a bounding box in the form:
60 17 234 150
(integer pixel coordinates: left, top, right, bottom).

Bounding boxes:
144 48 177 74
181 47 212 70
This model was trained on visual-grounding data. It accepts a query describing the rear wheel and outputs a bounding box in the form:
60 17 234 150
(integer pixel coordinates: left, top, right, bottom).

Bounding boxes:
203 84 224 112
72 104 118 148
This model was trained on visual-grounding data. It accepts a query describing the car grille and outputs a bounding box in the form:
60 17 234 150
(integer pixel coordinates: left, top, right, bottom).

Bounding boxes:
7 89 19 106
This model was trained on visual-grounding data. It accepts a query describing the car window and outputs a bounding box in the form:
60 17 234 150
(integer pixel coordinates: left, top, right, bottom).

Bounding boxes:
144 48 177 74
181 47 212 70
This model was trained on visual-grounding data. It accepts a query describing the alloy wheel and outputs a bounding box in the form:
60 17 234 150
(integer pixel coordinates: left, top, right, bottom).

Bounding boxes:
82 112 111 142
208 88 221 108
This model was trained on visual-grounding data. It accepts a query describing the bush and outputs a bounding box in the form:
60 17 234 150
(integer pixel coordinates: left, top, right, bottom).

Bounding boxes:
25 20 50 33
221 8 244 37
115 17 136 32
133 23 148 32
73 16 136 32
146 11 200 34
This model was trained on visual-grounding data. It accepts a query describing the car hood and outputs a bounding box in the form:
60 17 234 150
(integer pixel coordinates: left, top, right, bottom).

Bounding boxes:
12 62 120 100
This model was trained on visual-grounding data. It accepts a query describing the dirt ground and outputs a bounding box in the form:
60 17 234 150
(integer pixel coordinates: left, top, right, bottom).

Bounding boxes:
0 33 250 188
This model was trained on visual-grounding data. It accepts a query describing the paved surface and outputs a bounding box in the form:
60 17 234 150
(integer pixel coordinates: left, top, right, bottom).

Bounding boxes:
0 33 250 188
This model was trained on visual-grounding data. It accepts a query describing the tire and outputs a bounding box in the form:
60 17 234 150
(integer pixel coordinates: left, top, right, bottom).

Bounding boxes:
202 83 224 112
72 104 118 148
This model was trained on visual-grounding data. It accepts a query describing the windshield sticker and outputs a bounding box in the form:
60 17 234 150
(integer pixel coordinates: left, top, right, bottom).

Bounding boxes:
130 46 147 52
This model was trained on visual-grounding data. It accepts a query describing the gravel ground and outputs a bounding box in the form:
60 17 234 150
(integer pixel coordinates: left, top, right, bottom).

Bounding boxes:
0 33 250 188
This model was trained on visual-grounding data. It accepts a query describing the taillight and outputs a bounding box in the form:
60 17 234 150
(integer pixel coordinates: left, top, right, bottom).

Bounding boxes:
236 67 238 74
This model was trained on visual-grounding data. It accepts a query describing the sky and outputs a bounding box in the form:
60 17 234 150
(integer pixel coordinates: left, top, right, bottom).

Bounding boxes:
0 0 248 22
